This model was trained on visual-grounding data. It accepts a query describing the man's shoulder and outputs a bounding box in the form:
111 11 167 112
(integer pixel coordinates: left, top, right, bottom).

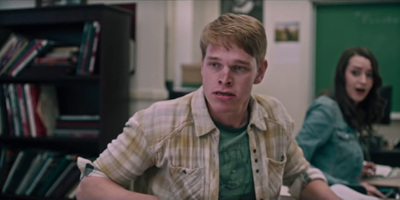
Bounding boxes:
253 94 287 113
140 92 195 119
252 94 293 126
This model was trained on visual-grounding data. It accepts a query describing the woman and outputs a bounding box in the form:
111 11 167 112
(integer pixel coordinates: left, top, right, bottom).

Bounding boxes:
296 47 387 198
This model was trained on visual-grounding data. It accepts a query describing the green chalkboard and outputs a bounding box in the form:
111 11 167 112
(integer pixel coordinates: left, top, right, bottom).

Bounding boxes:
315 3 400 112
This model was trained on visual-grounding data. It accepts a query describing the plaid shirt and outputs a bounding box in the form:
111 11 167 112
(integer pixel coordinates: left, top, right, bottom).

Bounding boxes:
77 87 326 199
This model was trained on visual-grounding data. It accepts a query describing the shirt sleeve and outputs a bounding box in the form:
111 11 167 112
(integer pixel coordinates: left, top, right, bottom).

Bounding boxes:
282 135 327 198
77 115 156 187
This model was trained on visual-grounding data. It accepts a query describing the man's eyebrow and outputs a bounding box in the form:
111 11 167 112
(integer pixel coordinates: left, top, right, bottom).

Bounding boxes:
206 56 220 61
233 59 251 65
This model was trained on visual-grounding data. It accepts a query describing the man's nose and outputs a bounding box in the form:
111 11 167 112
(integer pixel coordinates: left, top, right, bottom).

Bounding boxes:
219 67 232 86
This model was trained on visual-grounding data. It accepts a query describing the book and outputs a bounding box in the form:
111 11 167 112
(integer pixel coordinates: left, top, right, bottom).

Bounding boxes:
24 151 62 196
88 21 101 74
14 150 46 195
0 84 10 136
1 149 38 194
16 84 30 137
0 147 19 190
24 84 47 137
7 84 22 137
36 85 59 137
36 154 76 196
53 129 99 138
42 45 79 58
44 155 78 197
76 22 92 75
58 115 100 121
2 84 13 136
33 55 77 67
8 39 50 77
81 21 96 75
46 162 80 198
0 33 28 70
0 39 32 76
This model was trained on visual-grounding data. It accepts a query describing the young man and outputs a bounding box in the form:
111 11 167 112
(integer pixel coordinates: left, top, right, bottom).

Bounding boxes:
76 13 341 200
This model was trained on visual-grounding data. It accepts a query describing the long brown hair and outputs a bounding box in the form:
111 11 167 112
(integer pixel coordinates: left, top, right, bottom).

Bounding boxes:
331 47 385 133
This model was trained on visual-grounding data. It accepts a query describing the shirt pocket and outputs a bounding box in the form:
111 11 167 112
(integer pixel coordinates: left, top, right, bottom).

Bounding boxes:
168 165 204 200
267 155 287 197
335 131 360 157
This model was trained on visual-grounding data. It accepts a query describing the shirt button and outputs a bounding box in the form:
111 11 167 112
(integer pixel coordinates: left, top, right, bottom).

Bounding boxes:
256 169 259 173
253 149 257 153
255 159 258 163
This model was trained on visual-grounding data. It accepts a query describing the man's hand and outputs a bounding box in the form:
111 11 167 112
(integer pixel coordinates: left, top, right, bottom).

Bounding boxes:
76 176 159 200
299 179 342 200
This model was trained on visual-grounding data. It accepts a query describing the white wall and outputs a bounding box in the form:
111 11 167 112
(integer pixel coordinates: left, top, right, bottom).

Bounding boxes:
253 1 314 135
89 0 169 114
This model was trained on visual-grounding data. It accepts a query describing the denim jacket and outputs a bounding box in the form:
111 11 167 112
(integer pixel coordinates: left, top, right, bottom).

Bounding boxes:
296 95 364 186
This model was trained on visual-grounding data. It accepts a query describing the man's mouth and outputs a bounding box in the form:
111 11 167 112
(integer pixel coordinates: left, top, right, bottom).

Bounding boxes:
216 92 234 96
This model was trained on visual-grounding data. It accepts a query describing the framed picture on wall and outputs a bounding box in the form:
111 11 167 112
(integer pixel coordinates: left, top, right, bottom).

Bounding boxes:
220 0 263 22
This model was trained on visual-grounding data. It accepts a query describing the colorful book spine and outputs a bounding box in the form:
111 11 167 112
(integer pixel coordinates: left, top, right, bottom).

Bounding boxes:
76 22 91 75
88 21 101 74
0 40 30 76
27 85 47 137
15 84 30 137
7 84 22 137
24 84 37 138
8 39 49 77
2 85 14 136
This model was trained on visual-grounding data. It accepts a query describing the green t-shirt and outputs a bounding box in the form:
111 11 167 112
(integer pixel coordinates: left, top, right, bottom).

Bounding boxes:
217 123 255 200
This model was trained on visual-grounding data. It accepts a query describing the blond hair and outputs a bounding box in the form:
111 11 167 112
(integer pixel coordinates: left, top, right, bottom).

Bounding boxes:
200 13 267 66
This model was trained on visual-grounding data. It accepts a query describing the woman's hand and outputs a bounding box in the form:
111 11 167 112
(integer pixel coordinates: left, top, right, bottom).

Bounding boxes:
360 182 386 199
361 162 377 178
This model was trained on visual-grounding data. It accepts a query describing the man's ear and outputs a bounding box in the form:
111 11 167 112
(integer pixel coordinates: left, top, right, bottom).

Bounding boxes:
254 59 268 84
201 57 205 77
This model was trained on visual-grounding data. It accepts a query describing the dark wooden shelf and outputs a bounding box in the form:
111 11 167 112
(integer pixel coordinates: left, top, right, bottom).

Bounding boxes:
0 4 130 26
0 4 131 200
0 136 99 156
0 66 100 84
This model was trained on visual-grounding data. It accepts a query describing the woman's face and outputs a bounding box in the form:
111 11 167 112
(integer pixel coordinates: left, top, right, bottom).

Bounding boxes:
345 55 374 104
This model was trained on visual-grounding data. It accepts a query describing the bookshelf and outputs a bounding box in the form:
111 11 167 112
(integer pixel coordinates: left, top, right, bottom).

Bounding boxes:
0 4 131 200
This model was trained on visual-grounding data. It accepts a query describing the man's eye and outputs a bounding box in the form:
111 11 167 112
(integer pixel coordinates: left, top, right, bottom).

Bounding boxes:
233 66 244 71
211 63 220 68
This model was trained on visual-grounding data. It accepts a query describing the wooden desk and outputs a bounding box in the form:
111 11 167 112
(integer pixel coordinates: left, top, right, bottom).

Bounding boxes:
363 176 400 188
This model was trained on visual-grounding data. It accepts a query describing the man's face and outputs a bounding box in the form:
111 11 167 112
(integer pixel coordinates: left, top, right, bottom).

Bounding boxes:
201 44 266 115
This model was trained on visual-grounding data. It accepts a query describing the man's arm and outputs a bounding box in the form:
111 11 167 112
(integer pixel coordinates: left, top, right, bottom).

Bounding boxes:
76 176 158 200
299 179 341 200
